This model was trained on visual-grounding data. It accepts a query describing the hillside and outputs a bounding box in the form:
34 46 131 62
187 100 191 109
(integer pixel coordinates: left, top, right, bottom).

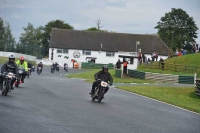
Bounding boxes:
165 53 200 66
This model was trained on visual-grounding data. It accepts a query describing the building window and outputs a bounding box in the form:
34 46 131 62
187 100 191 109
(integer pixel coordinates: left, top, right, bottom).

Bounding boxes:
106 52 115 57
63 49 68 53
82 50 91 55
57 49 62 53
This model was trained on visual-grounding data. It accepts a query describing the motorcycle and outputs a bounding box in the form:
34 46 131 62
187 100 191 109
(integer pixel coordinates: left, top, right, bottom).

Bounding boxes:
51 66 55 73
32 65 35 72
91 80 110 103
2 72 16 96
64 65 68 72
37 67 42 75
14 68 25 87
27 68 31 78
56 64 59 71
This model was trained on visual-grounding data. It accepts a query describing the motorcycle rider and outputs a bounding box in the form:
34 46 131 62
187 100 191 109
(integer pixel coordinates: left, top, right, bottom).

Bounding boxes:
64 63 68 70
0 55 18 90
28 62 32 75
16 56 28 83
89 65 113 98
55 62 59 71
51 63 55 71
37 62 43 73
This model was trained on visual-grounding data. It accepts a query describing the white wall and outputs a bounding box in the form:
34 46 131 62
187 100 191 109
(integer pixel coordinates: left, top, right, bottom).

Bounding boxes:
49 48 120 66
49 48 168 69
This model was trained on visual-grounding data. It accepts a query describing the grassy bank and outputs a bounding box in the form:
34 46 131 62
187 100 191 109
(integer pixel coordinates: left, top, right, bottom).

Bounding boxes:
67 69 157 83
0 57 36 65
117 86 200 113
138 53 200 76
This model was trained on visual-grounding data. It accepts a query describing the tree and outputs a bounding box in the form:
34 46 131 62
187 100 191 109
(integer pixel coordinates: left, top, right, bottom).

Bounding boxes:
20 23 36 54
86 27 102 31
41 20 74 56
0 18 5 51
3 22 15 52
155 8 199 51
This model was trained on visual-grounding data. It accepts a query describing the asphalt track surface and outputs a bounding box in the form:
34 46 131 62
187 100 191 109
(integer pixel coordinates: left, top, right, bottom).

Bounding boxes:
0 67 199 133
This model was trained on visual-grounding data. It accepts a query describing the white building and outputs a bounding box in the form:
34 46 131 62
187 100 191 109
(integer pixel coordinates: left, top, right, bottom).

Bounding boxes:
49 28 170 69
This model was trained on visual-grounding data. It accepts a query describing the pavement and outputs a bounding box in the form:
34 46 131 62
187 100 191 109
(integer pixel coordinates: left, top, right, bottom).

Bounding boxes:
0 66 199 133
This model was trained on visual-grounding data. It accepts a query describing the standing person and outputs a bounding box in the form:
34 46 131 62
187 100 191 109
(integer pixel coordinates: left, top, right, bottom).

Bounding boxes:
16 56 28 83
155 52 158 62
159 58 164 70
0 55 18 90
115 59 121 69
123 59 128 74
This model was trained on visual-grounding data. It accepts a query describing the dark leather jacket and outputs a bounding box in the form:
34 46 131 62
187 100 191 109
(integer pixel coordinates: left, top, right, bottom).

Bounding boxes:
1 61 18 74
94 70 113 84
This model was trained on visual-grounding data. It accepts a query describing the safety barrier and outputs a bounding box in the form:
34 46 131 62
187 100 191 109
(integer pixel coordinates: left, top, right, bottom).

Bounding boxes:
126 69 194 84
81 62 114 69
195 79 200 96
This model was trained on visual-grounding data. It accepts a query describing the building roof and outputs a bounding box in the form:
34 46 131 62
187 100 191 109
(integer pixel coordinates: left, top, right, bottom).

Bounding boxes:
50 28 170 55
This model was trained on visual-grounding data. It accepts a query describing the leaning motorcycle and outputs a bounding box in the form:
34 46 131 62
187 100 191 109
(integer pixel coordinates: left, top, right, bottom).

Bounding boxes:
91 80 110 103
37 67 42 75
2 72 16 96
14 68 25 87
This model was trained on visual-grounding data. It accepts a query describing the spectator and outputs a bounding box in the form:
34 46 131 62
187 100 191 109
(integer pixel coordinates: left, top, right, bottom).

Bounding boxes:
151 52 156 61
174 50 179 56
155 52 158 61
123 59 128 74
115 59 121 69
138 53 142 64
181 49 186 55
192 43 197 53
159 58 164 70
168 53 173 58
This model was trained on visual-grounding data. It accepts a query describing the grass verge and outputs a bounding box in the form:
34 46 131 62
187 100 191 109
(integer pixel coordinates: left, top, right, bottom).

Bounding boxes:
66 69 157 83
117 86 200 113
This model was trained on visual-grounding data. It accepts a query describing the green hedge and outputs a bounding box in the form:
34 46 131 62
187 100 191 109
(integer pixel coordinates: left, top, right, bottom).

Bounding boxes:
81 62 114 69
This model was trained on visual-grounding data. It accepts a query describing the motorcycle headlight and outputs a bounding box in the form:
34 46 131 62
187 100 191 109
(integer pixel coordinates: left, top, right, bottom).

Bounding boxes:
101 81 108 87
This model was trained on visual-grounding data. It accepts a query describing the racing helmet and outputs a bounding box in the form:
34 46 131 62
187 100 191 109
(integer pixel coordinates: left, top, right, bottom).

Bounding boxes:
20 56 25 61
102 65 108 71
8 55 15 61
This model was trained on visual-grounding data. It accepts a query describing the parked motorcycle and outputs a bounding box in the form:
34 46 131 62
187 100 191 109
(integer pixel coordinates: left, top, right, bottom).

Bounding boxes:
91 80 110 103
51 66 55 73
2 72 16 96
37 67 42 75
14 68 25 87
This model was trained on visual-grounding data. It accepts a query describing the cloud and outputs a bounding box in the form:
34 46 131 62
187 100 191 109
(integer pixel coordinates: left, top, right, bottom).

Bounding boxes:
0 0 199 43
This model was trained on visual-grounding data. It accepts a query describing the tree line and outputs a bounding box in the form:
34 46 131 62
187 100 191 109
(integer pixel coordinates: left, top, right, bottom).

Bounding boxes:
0 8 199 57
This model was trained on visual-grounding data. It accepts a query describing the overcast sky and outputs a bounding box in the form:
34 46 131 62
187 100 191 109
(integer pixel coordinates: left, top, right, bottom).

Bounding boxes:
0 0 200 44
